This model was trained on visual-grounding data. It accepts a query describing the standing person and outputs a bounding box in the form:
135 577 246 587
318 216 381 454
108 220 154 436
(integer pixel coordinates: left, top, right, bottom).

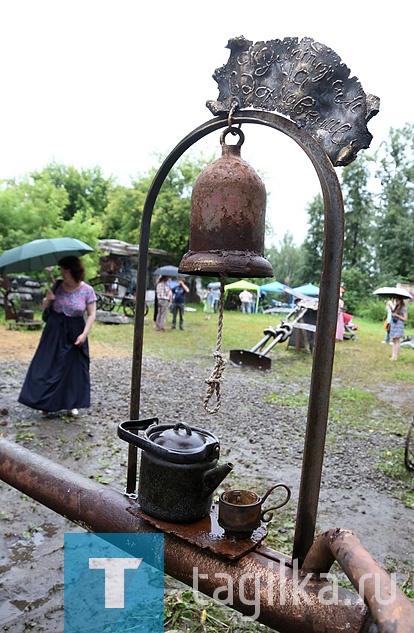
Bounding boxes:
335 290 345 341
389 297 408 361
382 299 394 344
154 275 172 332
211 287 221 313
250 292 256 313
239 289 252 314
171 277 189 330
18 256 97 417
203 287 215 320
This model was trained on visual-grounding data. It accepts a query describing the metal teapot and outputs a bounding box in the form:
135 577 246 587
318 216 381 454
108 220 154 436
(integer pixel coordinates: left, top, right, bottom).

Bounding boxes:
117 419 233 522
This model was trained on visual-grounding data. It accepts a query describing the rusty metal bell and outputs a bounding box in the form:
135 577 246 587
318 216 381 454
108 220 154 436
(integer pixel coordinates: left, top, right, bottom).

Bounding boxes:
179 128 273 278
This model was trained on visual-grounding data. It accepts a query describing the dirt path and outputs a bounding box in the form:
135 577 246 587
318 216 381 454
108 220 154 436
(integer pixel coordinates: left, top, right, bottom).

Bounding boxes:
0 323 128 361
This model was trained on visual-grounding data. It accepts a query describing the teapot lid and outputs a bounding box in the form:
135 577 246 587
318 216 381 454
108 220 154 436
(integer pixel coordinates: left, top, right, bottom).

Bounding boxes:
147 422 219 461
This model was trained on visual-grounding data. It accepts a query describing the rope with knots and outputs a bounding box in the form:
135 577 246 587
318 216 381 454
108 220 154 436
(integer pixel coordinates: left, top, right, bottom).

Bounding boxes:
204 274 227 414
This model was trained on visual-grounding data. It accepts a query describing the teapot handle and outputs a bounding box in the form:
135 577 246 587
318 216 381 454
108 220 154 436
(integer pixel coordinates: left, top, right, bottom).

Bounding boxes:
117 418 159 452
260 483 291 523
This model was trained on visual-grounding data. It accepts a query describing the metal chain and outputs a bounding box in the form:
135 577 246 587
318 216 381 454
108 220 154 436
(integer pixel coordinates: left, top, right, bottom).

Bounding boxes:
204 274 227 414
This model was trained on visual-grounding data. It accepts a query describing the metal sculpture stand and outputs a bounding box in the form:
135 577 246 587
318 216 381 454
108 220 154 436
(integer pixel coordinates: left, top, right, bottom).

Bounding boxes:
127 110 345 572
230 296 318 369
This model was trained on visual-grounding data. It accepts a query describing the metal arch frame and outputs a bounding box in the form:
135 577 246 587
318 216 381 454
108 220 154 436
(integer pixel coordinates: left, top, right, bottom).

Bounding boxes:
127 110 344 564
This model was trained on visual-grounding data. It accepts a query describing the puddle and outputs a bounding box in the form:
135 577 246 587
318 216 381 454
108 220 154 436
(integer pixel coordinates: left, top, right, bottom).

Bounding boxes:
41 522 59 538
0 524 60 626
0 596 49 626
10 541 36 564
9 522 61 565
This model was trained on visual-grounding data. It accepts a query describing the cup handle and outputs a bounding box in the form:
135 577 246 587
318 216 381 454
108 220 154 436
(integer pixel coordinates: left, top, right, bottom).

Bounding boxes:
260 483 291 523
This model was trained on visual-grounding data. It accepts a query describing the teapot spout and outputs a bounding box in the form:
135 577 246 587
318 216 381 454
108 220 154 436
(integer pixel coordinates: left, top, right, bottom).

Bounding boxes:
202 462 234 498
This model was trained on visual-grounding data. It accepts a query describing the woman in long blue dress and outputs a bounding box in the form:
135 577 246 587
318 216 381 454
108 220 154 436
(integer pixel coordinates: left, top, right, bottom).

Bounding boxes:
389 297 407 361
18 256 97 416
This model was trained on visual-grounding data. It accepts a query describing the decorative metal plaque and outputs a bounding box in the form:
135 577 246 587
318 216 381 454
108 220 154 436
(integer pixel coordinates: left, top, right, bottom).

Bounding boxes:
207 36 380 166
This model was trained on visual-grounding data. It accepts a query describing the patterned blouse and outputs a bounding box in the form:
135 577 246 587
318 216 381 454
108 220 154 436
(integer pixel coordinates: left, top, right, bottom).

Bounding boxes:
156 281 172 302
54 282 97 317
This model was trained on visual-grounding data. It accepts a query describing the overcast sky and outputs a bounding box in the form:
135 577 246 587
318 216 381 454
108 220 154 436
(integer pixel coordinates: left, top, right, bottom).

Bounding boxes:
0 1 411 245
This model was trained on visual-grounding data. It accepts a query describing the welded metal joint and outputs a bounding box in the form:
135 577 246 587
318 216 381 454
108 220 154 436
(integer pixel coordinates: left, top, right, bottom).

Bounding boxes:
302 528 414 633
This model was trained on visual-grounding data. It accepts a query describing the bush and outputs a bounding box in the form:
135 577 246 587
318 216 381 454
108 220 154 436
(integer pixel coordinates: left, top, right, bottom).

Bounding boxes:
341 269 372 314
358 299 388 322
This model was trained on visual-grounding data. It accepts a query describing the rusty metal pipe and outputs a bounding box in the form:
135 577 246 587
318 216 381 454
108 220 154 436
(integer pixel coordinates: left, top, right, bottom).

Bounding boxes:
0 439 372 633
302 528 414 633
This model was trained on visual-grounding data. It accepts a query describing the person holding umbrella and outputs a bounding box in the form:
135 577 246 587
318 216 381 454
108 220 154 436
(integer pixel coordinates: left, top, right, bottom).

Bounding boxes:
18 256 97 416
171 276 190 330
154 275 172 332
373 287 411 360
389 297 408 361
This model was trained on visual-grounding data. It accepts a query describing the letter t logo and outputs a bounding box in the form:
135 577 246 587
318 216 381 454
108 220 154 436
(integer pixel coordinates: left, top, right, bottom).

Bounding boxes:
89 557 143 608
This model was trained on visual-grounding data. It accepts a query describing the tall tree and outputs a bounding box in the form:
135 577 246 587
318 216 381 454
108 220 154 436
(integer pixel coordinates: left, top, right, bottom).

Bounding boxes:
101 184 146 244
37 163 114 221
375 124 414 281
301 193 324 283
341 154 375 273
264 232 305 287
301 155 376 307
0 173 68 249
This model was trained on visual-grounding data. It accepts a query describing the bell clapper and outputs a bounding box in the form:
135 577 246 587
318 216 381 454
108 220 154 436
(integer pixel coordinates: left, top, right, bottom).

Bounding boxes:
204 274 227 414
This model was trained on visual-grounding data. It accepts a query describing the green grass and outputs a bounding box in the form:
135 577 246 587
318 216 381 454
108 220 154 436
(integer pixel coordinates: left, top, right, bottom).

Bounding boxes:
265 391 309 408
10 304 414 381
3 308 414 454
164 586 275 633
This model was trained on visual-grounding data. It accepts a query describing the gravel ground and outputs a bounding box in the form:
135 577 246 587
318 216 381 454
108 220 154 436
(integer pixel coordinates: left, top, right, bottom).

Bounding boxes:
0 353 413 631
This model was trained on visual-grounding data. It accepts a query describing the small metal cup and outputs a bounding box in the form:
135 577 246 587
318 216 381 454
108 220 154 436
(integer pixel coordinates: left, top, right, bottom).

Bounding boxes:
218 483 291 538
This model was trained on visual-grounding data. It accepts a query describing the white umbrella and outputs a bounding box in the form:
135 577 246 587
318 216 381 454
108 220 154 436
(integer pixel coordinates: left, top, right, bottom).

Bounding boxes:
373 286 412 300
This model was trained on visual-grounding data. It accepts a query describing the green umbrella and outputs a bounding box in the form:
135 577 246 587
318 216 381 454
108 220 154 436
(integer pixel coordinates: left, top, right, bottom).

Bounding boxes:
0 238 94 274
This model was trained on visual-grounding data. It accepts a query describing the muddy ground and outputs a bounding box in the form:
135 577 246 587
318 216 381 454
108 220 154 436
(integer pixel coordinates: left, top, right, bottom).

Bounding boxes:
0 327 413 631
